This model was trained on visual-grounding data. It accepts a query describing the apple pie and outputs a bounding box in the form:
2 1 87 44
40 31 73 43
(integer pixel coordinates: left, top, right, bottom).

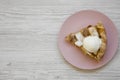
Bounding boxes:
65 22 107 61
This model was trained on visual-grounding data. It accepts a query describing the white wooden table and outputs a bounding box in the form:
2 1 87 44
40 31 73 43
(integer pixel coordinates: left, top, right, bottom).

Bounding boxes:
0 0 119 80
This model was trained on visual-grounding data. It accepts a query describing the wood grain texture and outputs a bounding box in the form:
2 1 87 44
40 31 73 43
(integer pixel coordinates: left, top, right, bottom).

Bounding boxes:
0 0 119 80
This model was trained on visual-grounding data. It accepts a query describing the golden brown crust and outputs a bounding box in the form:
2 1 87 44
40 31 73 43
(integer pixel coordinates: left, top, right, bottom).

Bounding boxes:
65 22 107 61
96 22 107 61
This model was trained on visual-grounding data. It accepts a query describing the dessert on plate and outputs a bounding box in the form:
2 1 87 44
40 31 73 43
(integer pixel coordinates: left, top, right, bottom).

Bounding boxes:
65 22 107 61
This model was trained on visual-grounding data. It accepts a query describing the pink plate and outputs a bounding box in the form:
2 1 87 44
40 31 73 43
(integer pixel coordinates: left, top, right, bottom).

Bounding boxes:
58 10 118 70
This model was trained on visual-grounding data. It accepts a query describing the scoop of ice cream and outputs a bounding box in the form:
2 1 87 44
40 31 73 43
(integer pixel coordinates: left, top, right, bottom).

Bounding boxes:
83 36 101 53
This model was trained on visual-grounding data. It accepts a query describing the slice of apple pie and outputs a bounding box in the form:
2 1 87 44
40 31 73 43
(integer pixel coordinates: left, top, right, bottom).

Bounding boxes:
65 22 107 61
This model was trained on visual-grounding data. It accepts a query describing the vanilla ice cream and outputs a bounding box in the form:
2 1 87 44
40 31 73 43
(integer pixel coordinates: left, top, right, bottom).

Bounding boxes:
83 36 101 53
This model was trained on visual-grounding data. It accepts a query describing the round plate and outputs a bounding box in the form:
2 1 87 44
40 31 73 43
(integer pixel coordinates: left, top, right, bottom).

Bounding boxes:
58 10 118 70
